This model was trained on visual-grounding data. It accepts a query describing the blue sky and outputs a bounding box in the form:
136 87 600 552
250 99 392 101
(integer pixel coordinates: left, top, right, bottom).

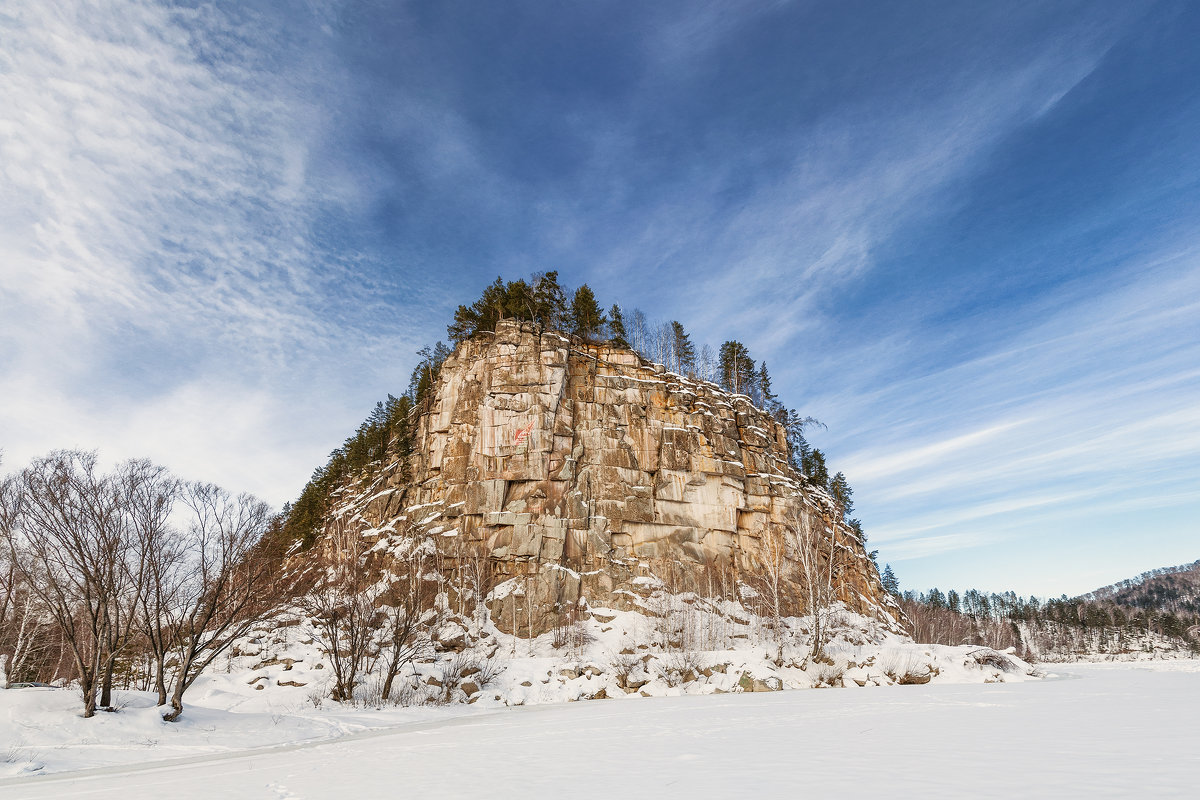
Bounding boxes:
2 0 1197 597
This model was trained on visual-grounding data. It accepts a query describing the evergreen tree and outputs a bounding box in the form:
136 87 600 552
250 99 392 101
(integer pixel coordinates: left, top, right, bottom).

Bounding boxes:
828 471 854 517
670 321 696 375
446 304 478 343
718 340 755 395
758 362 783 418
446 276 506 341
784 409 820 473
570 284 606 340
882 564 900 596
503 278 535 320
804 448 829 487
947 589 961 614
533 271 569 331
608 304 630 349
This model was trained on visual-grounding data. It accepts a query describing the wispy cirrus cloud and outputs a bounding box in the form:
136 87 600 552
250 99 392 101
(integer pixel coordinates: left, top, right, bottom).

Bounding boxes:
828 246 1200 593
0 1 434 501
1 1 1195 601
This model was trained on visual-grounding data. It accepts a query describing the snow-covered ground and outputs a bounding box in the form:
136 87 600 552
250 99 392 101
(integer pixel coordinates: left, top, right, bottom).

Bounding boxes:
2 659 1196 799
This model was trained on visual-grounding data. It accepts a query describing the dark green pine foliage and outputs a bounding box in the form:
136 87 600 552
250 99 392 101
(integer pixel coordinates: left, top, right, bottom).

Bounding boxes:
446 276 505 342
827 471 854 516
608 304 630 349
447 274 570 342
785 410 820 474
670 321 696 375
881 564 900 596
532 271 569 331
947 589 961 614
757 362 784 421
804 448 829 488
282 393 416 549
718 340 756 395
570 284 607 340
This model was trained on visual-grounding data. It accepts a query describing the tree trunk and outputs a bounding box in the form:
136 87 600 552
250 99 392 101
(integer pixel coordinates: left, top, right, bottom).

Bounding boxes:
154 658 167 706
163 681 186 722
80 664 98 718
100 652 117 708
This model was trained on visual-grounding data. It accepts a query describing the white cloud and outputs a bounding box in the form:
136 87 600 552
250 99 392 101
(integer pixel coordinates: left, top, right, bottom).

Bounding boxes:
0 1 422 503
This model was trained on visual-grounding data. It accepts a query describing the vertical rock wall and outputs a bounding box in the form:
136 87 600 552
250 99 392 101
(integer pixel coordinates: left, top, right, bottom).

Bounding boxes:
348 320 900 634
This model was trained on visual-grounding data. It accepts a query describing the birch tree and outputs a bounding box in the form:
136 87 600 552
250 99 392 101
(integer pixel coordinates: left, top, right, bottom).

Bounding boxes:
789 498 837 663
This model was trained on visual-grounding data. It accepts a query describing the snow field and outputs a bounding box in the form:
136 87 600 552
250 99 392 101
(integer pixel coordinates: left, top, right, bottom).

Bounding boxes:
2 661 1197 799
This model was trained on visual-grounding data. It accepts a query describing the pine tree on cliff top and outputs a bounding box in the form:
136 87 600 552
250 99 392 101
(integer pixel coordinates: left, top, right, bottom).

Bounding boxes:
882 564 900 596
533 271 569 331
570 284 607 340
828 471 854 517
608 304 630 349
805 448 829 487
670 321 696 376
718 340 755 395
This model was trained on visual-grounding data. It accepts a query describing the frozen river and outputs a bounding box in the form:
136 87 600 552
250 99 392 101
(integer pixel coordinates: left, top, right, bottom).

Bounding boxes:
3 660 1197 799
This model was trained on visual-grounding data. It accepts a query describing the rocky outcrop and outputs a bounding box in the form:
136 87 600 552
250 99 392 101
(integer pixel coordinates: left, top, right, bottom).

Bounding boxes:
329 320 900 635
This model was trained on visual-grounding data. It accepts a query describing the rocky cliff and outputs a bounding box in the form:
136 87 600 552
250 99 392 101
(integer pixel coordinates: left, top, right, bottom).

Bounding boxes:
319 319 901 635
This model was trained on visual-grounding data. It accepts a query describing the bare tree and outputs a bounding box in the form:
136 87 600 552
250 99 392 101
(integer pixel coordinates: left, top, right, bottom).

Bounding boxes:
654 321 674 370
122 460 182 706
377 557 431 702
755 521 790 665
630 308 650 360
0 512 60 688
788 497 837 663
699 344 717 384
7 452 136 716
1 474 55 686
161 482 274 721
301 514 379 702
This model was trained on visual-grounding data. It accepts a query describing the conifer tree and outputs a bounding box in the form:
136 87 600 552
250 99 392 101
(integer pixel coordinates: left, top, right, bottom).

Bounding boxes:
718 340 755 395
670 321 696 375
785 410 821 473
758 362 784 419
828 471 854 517
503 279 535 320
446 304 478 343
570 284 606 340
804 448 829 487
608 304 630 349
446 277 506 341
882 564 900 596
533 271 569 331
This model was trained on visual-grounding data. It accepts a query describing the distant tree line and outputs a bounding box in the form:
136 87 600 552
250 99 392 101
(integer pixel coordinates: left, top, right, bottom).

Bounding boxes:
880 563 1200 658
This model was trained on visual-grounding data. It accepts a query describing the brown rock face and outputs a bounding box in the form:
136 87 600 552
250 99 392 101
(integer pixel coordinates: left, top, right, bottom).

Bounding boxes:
344 320 899 635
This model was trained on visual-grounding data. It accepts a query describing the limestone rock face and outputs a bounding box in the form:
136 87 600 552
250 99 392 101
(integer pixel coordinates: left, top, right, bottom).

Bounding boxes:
351 320 900 635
